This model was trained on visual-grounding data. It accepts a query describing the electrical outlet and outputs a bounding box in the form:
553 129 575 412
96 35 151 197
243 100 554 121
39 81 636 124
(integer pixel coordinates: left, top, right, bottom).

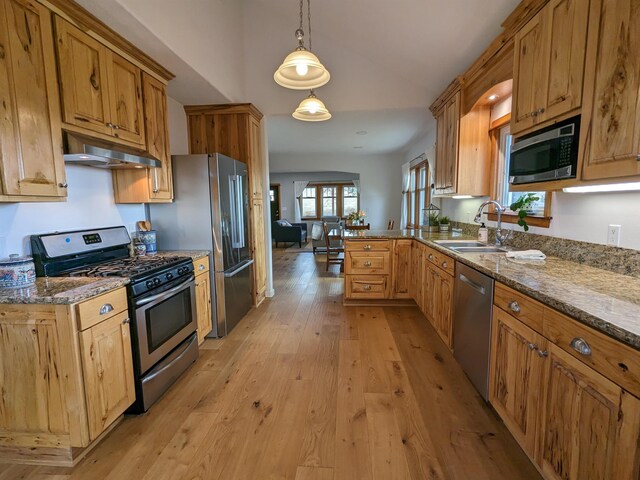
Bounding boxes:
607 224 621 246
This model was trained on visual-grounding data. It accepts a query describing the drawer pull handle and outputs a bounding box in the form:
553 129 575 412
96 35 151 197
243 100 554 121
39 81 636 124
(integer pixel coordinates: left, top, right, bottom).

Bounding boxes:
199 264 205 271
570 337 592 356
364 245 372 250
58 182 68 188
509 301 521 313
428 254 434 260
441 261 448 269
527 342 538 351
99 303 114 315
122 317 130 325
363 285 372 291
536 349 549 358
364 261 372 267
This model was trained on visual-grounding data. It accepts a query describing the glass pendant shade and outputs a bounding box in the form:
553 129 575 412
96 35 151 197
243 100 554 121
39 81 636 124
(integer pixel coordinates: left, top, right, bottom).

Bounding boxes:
274 48 330 90
292 92 332 122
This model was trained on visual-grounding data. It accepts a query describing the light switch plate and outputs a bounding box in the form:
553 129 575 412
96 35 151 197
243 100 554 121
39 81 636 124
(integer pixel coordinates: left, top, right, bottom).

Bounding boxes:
607 224 621 246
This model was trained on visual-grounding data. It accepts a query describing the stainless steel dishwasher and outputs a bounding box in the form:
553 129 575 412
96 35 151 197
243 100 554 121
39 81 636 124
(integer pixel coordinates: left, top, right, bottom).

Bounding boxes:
453 263 495 400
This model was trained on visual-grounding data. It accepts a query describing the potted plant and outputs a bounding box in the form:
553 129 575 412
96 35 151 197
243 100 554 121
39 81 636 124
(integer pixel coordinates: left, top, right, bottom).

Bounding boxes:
425 212 440 233
438 215 450 232
346 210 366 226
509 193 540 232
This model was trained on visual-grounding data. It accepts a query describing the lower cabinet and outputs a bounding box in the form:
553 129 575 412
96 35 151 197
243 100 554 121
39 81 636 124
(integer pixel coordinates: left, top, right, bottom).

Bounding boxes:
344 239 392 300
79 310 135 441
193 256 212 343
420 246 455 350
392 239 412 298
490 286 640 479
251 198 267 306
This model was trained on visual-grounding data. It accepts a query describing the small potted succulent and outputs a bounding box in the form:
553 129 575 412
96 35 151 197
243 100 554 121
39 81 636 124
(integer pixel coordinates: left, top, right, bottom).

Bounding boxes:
438 215 450 233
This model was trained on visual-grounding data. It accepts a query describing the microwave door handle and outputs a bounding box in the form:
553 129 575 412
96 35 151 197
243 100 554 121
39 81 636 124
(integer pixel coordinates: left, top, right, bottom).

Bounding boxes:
511 124 575 154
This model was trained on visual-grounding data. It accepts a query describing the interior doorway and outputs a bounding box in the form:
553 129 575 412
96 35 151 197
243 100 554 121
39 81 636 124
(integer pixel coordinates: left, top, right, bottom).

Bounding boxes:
270 184 281 221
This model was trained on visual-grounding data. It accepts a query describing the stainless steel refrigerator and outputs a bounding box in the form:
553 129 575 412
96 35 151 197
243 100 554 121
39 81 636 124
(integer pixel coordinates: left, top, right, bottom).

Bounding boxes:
150 154 253 337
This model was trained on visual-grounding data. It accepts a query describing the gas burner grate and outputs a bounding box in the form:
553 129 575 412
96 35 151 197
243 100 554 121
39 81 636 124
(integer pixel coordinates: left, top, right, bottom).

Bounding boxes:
68 256 188 279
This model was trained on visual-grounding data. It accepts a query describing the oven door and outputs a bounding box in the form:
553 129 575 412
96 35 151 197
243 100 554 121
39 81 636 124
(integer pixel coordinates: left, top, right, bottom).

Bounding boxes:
134 275 196 374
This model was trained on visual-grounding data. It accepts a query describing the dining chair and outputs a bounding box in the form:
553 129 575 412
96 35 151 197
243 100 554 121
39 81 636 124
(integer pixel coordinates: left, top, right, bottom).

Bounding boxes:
387 220 395 230
322 220 345 272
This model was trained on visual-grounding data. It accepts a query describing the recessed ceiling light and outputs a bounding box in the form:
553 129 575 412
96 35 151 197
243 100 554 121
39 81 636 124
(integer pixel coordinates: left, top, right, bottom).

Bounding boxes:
353 146 363 149
356 130 368 135
487 94 499 101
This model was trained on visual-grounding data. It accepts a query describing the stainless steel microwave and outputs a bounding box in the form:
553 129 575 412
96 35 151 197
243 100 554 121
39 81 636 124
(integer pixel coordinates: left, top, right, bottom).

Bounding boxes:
509 116 580 185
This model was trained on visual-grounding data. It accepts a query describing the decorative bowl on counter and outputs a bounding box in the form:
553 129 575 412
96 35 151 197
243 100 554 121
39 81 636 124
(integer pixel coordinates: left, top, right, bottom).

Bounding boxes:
0 254 36 288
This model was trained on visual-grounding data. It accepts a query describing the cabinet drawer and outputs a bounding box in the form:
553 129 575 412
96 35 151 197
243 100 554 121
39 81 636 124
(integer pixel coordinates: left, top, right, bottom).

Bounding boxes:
494 283 544 333
345 252 390 275
345 240 392 252
424 246 455 276
193 256 210 276
543 308 640 399
76 288 128 331
345 275 390 299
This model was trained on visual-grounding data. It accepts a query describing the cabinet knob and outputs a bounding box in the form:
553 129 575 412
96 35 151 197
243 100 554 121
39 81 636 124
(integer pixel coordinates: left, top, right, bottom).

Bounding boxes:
364 245 372 250
509 301 521 313
527 342 538 351
364 261 372 267
199 264 205 271
99 303 114 315
122 317 130 325
570 337 592 356
363 284 371 290
113 124 120 130
428 254 434 260
106 122 115 128
152 189 159 193
536 349 549 358
441 261 448 269
58 182 68 188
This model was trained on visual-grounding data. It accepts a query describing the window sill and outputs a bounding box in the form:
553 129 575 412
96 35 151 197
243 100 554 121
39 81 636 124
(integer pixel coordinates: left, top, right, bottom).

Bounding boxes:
487 212 552 228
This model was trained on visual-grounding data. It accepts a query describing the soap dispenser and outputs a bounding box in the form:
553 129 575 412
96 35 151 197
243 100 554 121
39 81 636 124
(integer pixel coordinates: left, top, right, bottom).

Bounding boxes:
478 223 488 242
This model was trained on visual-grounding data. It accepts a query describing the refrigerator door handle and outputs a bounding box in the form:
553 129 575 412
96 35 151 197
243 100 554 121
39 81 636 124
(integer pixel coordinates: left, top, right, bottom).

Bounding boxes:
223 259 254 277
236 175 245 248
229 175 241 249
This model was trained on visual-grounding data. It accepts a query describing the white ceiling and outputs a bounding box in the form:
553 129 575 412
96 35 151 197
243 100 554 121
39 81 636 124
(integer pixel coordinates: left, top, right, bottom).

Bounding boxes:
76 0 520 156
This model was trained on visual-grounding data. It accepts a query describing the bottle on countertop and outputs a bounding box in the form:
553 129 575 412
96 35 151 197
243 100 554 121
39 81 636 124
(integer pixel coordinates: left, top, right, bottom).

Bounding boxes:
478 223 488 243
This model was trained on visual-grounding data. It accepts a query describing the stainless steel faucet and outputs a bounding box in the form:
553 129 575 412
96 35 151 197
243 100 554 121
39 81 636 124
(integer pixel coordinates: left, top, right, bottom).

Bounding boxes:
474 200 511 246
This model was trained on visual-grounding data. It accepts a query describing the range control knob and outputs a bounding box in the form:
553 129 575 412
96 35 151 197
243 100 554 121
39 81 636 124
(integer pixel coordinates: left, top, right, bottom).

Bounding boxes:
146 280 154 288
166 272 174 280
153 278 161 285
178 267 188 275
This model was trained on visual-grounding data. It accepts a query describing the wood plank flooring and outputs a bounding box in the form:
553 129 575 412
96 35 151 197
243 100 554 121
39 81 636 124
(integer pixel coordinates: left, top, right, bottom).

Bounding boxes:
0 250 541 479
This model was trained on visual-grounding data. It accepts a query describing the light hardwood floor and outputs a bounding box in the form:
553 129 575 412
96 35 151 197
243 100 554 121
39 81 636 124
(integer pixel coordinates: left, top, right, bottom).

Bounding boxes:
0 250 541 479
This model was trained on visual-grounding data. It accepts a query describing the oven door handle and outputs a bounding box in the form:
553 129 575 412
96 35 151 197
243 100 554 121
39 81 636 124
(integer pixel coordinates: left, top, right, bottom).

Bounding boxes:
143 334 197 383
136 275 195 307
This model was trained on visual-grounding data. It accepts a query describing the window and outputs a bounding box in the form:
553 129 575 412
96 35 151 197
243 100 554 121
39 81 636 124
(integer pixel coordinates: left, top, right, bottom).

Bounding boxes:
269 189 275 202
301 187 317 218
405 161 430 227
300 183 360 219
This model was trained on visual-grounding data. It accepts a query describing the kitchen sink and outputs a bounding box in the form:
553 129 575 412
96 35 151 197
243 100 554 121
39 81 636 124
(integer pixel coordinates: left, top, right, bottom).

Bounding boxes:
433 240 508 253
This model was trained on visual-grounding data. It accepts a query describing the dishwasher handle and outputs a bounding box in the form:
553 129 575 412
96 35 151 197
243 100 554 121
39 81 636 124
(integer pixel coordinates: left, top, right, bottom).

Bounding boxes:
458 273 487 295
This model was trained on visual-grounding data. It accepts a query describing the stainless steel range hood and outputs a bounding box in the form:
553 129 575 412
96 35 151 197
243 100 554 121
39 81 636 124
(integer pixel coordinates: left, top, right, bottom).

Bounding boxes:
63 133 161 169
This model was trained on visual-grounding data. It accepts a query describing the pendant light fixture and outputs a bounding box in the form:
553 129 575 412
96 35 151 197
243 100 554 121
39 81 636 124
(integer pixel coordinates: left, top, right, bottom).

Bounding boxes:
292 90 332 122
274 0 330 90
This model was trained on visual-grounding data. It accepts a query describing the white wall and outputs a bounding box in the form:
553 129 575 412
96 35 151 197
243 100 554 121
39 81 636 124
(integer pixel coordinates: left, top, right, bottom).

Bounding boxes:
0 167 144 256
167 96 189 155
270 153 403 230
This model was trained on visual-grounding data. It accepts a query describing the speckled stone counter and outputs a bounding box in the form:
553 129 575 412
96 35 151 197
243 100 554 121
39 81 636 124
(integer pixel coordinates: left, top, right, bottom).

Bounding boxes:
154 250 210 261
344 229 640 349
0 277 129 305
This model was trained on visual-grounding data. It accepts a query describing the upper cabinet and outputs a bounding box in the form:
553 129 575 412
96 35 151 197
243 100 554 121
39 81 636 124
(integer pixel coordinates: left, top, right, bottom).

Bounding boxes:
431 84 491 197
511 0 590 136
0 0 67 201
55 16 145 148
579 0 640 181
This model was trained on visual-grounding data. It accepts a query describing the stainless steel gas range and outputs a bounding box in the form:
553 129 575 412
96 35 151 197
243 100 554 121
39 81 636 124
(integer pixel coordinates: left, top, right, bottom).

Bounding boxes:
30 226 198 413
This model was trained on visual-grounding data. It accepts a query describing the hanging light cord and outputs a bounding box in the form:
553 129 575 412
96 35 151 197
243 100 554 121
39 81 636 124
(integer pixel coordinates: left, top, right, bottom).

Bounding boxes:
307 0 312 51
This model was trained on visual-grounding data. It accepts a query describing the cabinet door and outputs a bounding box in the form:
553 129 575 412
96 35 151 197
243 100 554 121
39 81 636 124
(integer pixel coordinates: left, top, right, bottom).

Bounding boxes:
54 16 112 137
392 240 412 299
434 109 447 191
0 0 66 198
143 72 172 201
511 13 547 135
441 92 460 194
248 115 263 200
106 53 145 146
251 198 266 306
539 0 589 122
490 307 548 464
542 344 640 480
580 0 640 181
195 273 212 344
433 270 454 349
80 311 135 441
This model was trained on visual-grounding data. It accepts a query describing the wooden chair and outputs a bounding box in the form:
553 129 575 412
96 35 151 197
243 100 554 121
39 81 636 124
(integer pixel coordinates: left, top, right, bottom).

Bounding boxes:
322 220 344 272
387 220 395 230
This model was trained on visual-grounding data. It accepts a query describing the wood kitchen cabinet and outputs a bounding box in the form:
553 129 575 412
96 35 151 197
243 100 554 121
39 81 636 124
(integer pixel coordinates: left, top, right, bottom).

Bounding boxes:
0 0 67 201
0 287 135 465
424 261 454 349
344 240 392 301
431 83 491 197
490 282 640 479
194 256 212 344
185 104 267 306
410 241 424 309
579 0 640 182
511 0 590 136
392 240 412 299
112 72 174 203
55 16 145 148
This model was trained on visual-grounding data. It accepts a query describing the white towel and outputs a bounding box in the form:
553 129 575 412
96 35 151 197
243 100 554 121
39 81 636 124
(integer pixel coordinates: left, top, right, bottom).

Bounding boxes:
505 250 546 260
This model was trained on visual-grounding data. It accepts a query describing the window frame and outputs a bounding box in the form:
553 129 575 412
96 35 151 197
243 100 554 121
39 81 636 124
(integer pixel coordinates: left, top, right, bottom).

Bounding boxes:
300 182 360 220
406 161 430 228
301 186 318 220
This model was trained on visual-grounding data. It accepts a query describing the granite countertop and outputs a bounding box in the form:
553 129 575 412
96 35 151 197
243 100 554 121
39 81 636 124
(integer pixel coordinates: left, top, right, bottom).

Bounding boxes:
0 277 129 305
154 250 210 261
345 229 640 349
